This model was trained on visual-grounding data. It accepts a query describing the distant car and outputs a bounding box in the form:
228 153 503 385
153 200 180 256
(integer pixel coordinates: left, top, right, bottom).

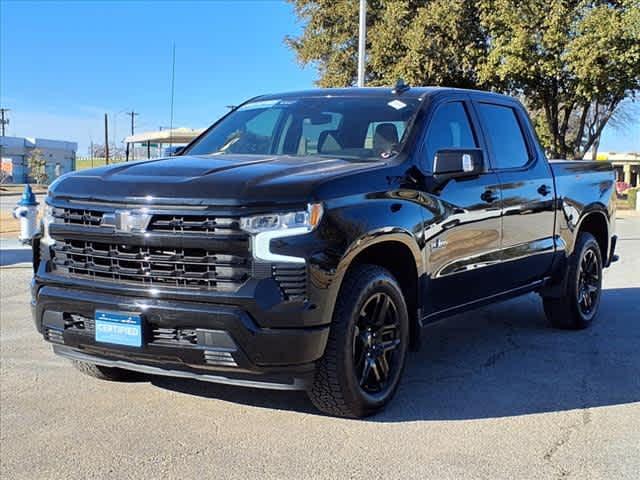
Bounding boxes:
616 181 630 196
34 86 617 418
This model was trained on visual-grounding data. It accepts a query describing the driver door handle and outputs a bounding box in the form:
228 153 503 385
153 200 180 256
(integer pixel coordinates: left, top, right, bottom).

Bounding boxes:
481 189 499 203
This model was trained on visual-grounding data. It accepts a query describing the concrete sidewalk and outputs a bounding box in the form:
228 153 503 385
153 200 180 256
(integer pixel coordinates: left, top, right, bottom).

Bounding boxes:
0 238 32 268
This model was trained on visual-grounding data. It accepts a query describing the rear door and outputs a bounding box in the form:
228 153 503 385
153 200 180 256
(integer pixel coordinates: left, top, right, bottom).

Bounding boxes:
472 98 556 288
419 95 503 315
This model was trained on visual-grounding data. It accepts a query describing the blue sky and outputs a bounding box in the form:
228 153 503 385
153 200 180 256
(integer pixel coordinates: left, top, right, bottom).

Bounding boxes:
1 0 638 155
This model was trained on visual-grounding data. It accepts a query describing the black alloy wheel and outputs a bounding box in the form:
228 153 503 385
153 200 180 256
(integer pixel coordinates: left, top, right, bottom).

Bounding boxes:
577 247 601 317
353 292 402 394
542 232 603 329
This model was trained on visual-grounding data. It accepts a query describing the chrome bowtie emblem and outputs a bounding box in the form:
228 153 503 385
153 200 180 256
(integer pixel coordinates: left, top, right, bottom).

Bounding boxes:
101 210 152 233
431 238 448 250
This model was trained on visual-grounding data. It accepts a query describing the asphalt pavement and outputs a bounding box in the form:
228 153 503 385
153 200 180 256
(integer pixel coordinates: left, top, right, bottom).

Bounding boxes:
1 217 638 479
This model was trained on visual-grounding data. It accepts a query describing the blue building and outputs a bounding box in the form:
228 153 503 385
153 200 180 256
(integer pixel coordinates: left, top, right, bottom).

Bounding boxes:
0 136 77 184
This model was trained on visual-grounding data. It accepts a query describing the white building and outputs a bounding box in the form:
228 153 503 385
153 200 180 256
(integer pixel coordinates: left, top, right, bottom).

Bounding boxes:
588 151 640 187
0 136 77 184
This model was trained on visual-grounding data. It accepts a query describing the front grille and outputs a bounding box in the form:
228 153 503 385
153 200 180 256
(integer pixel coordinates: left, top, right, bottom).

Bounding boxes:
53 207 103 226
53 207 244 238
51 239 251 291
48 202 252 292
148 215 245 237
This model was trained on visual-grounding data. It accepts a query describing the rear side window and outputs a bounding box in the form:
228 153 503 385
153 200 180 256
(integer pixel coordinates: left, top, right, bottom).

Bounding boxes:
424 102 477 166
477 103 529 169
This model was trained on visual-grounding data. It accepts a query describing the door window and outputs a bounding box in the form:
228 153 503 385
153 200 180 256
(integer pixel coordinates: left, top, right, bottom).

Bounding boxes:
424 102 477 168
477 103 530 169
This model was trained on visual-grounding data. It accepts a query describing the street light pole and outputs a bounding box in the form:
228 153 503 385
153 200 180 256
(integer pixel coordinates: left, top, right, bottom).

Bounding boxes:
357 0 366 87
104 113 109 165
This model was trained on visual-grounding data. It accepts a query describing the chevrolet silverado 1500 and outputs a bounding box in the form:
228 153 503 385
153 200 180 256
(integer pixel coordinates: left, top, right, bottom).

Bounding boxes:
32 86 617 417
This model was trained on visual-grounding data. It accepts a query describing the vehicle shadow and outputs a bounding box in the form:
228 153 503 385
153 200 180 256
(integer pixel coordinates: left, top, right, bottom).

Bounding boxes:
152 287 640 422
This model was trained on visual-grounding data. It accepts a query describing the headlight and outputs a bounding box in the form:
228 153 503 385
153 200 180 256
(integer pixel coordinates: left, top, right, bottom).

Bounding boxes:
241 203 323 263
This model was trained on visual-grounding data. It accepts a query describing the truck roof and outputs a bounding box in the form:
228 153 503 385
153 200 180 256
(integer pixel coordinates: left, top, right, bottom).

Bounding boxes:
258 86 516 102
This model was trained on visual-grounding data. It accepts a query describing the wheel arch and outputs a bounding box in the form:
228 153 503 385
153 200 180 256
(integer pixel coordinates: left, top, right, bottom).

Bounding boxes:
575 208 610 265
333 232 424 350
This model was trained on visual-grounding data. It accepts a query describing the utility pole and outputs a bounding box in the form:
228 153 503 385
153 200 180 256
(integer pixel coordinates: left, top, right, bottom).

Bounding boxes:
125 110 138 162
126 110 139 135
0 108 10 136
357 0 367 87
104 113 110 165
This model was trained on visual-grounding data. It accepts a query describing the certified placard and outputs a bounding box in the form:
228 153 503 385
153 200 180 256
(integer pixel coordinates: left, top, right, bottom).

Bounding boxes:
95 311 142 347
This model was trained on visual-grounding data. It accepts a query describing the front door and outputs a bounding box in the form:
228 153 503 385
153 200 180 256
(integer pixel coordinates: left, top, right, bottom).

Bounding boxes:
419 98 503 315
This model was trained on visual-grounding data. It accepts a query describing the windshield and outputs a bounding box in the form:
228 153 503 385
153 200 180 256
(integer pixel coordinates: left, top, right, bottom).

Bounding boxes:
185 96 422 160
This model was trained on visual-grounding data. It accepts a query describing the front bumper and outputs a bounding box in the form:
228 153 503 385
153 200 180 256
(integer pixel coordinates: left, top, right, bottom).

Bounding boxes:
33 284 330 390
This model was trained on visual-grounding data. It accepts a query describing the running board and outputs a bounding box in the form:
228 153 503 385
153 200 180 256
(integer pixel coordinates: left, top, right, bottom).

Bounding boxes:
421 279 546 326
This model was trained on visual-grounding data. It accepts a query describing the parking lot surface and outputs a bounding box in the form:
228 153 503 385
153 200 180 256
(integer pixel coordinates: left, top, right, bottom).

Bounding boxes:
1 217 638 479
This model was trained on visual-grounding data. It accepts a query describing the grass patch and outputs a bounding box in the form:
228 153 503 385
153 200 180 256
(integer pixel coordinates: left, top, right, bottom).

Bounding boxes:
75 157 127 171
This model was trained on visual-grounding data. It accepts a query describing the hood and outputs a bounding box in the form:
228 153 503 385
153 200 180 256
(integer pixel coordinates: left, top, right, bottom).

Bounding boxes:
49 154 381 206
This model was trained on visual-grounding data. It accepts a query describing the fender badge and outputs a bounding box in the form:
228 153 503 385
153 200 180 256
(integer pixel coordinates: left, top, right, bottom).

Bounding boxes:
431 238 448 250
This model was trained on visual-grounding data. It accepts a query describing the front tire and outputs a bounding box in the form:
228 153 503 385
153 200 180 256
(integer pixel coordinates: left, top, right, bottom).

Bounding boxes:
307 264 409 418
543 232 603 329
72 360 144 381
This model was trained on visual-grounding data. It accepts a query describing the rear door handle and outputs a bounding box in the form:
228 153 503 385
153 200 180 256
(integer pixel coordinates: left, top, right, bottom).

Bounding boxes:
481 189 499 203
537 184 552 196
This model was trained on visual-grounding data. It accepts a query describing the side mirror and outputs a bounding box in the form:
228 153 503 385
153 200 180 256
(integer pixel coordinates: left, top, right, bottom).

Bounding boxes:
173 146 184 156
433 148 484 181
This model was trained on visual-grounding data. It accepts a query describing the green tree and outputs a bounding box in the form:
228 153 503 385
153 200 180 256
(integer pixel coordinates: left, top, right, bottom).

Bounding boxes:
287 0 486 88
478 0 640 158
287 0 640 159
27 148 48 185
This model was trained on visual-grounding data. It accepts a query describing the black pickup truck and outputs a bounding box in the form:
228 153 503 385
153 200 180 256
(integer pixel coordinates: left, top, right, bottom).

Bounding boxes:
33 87 617 417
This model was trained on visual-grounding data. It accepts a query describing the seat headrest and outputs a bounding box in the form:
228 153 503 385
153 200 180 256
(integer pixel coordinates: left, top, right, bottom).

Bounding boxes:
318 130 341 153
373 123 399 153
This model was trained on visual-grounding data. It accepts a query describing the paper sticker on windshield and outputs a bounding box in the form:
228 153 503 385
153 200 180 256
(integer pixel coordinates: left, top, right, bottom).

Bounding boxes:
388 99 407 110
238 99 280 111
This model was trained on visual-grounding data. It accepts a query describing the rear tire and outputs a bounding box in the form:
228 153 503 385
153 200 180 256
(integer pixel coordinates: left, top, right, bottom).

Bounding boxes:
72 360 145 381
542 232 603 330
307 264 409 418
